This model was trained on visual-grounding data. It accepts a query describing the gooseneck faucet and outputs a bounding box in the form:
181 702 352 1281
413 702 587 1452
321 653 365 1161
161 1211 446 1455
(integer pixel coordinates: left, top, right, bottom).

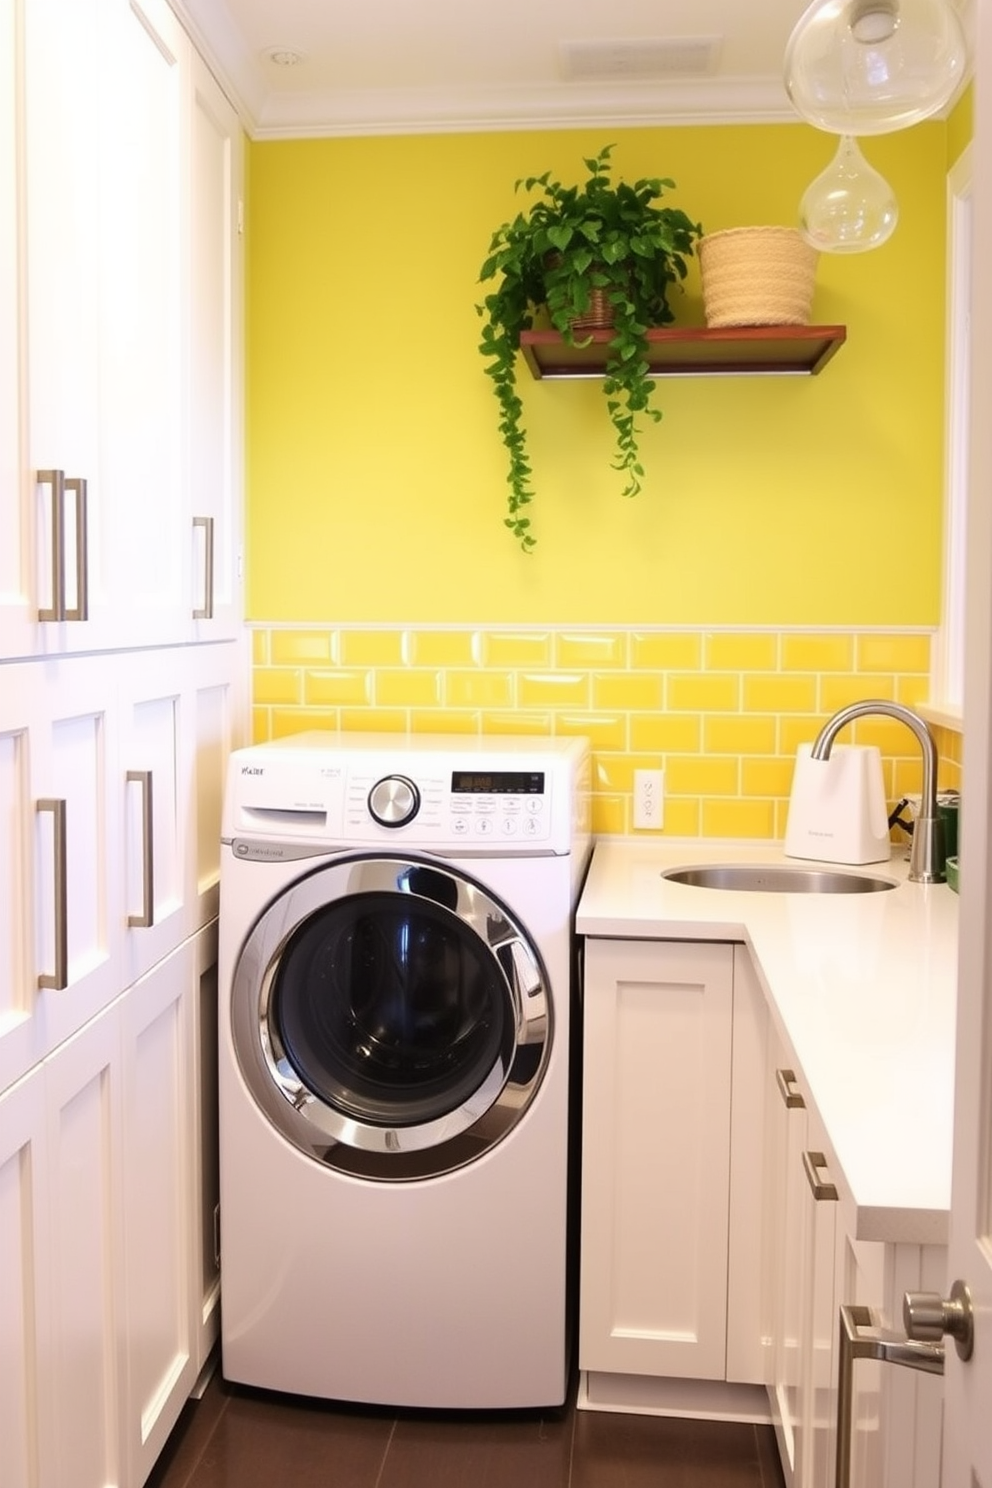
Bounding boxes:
811 699 945 884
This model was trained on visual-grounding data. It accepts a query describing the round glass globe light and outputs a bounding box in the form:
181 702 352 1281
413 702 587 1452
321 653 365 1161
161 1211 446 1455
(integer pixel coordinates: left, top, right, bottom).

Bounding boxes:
785 0 968 134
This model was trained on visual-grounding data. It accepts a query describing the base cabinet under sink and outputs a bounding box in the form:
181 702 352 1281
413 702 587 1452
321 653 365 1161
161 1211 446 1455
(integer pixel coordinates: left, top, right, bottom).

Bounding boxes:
578 937 768 1414
578 934 945 1486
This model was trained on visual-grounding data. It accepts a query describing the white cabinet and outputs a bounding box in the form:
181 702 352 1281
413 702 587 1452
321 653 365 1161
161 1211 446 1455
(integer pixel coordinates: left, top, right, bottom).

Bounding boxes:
0 922 221 1488
1 0 243 661
120 923 220 1485
0 1060 53 1488
0 643 239 1098
579 938 767 1410
188 51 244 641
763 1025 945 1488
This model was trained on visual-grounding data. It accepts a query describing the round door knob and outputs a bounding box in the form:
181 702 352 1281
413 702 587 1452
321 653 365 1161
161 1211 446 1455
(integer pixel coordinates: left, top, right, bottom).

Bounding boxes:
904 1279 974 1361
368 775 420 827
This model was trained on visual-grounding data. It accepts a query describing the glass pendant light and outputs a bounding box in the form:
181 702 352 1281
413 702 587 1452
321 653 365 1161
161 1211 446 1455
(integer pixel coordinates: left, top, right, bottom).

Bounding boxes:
785 0 968 135
799 135 900 252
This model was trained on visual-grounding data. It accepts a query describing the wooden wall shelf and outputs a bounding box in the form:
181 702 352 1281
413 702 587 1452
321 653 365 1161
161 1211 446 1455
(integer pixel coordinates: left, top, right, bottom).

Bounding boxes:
519 324 846 380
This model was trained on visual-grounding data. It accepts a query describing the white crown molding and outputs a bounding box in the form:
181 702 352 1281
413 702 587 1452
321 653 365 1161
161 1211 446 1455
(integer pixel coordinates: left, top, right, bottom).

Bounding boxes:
250 76 798 140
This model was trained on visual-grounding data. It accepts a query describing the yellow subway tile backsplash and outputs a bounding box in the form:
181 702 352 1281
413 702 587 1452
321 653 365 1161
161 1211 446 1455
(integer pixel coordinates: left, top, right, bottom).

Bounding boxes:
518 673 589 708
556 632 626 669
249 624 937 845
742 757 796 797
254 667 303 705
704 714 777 755
305 669 373 707
662 797 701 837
271 630 334 665
269 707 339 737
592 795 626 836
592 672 664 711
376 669 443 707
703 797 777 839
446 671 514 708
480 710 555 735
857 633 931 673
556 714 627 751
630 631 701 671
705 633 778 672
819 674 896 712
667 755 740 797
668 673 740 713
743 673 817 714
482 632 553 668
781 633 855 673
337 629 406 666
630 713 701 753
339 708 407 733
409 710 479 734
407 630 476 666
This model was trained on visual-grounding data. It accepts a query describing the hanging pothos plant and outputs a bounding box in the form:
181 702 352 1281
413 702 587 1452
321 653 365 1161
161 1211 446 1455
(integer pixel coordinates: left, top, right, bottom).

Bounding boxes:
477 145 702 550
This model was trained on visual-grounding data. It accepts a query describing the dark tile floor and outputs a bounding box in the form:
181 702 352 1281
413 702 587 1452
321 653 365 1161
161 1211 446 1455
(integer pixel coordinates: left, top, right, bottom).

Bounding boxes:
147 1366 786 1488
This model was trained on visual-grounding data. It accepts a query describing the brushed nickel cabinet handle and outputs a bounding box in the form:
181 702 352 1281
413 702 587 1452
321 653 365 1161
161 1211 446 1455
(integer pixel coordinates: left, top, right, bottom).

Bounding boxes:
63 476 89 621
37 798 68 989
775 1066 805 1109
802 1149 838 1201
37 470 66 621
836 1303 943 1488
192 515 214 619
126 770 154 928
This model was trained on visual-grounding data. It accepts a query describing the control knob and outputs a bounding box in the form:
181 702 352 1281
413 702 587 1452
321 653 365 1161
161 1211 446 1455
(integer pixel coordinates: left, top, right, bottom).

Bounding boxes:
368 774 421 827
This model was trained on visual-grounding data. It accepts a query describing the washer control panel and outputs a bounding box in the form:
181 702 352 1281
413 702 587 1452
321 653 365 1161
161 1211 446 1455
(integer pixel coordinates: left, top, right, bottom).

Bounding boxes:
222 734 586 855
345 766 550 843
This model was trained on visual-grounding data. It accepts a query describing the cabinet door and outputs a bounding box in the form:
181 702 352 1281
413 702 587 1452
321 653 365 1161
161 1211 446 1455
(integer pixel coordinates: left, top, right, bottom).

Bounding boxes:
118 650 193 984
580 938 734 1380
726 946 768 1385
795 1111 841 1488
188 53 244 640
95 0 189 647
0 1064 54 1488
0 0 31 659
29 657 123 1057
763 1031 808 1484
44 1001 126 1488
0 671 41 1090
191 922 221 1370
188 641 243 929
120 938 200 1485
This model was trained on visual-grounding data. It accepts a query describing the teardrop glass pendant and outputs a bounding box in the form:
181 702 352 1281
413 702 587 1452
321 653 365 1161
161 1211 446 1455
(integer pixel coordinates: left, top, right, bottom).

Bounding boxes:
799 136 899 253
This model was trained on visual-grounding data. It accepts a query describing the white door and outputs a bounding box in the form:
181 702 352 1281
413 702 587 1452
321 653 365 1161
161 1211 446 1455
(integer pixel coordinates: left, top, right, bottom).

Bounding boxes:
943 4 992 1480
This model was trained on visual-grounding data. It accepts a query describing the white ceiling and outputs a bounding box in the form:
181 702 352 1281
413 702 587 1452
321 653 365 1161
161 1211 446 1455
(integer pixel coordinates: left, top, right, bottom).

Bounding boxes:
166 0 828 138
170 0 975 140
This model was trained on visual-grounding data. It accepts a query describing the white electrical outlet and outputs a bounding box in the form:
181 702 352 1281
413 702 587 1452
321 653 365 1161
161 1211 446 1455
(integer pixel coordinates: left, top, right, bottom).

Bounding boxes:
633 768 664 829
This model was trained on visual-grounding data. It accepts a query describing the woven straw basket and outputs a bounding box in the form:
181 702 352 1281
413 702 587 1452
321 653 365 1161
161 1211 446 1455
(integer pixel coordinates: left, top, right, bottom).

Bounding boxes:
698 226 818 328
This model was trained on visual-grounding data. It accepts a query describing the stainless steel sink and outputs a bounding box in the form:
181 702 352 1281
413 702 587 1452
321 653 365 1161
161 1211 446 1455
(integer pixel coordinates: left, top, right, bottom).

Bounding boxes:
660 865 897 894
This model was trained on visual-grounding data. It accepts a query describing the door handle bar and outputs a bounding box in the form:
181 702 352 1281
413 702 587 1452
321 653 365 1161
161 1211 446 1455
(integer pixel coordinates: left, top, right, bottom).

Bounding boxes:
193 515 214 619
126 770 154 927
835 1303 943 1488
37 798 68 989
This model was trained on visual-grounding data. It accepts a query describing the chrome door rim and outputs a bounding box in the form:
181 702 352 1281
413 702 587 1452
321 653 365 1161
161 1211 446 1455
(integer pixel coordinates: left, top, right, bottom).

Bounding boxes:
230 854 551 1179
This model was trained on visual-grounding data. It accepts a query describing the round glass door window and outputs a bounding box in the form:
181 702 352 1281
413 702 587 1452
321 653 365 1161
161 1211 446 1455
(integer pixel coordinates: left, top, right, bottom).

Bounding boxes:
230 857 551 1180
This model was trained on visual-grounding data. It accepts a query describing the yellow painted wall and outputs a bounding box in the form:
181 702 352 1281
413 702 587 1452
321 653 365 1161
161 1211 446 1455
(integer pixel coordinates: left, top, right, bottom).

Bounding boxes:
247 123 947 627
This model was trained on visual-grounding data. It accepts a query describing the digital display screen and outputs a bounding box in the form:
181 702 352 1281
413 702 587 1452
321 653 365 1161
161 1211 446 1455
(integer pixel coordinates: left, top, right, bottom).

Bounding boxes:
451 771 545 795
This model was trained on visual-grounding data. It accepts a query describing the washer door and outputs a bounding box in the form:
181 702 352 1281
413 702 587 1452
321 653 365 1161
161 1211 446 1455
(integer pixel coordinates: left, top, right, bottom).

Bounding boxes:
230 855 551 1180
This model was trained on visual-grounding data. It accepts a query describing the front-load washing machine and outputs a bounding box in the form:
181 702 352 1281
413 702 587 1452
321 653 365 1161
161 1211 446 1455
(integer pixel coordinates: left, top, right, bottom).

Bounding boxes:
218 731 590 1408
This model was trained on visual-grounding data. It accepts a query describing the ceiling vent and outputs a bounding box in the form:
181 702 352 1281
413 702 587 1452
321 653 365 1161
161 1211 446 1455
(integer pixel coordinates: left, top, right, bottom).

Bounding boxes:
560 36 723 81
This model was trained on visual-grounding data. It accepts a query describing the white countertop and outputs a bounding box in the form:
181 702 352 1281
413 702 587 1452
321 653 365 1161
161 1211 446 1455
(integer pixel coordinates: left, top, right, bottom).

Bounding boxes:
576 837 959 1247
